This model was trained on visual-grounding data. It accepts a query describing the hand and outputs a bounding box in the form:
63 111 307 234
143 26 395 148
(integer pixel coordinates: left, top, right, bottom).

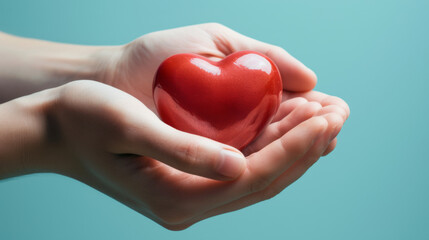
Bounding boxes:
0 23 314 104
0 24 350 230
38 81 347 230
170 90 349 230
97 23 318 111
244 90 350 157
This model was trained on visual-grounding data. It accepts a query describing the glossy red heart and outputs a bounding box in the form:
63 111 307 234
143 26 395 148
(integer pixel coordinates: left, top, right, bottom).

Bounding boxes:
153 50 282 150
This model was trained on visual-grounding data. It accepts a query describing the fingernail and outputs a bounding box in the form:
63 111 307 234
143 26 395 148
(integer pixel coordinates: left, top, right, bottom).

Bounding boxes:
217 149 246 179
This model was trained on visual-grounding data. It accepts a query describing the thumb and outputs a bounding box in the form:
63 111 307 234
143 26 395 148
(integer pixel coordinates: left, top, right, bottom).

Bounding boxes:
124 122 247 181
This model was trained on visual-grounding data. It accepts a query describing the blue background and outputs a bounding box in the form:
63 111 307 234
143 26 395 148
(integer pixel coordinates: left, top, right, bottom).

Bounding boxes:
1 0 428 239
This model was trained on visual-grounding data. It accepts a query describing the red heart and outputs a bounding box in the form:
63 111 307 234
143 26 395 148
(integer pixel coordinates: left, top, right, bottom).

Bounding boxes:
153 51 282 150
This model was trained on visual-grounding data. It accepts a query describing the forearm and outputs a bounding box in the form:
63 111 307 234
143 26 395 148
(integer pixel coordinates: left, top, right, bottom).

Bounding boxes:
0 88 62 179
0 32 116 103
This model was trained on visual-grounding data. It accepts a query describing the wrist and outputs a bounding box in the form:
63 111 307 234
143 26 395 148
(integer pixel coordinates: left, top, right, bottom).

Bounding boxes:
0 32 123 102
0 87 67 179
40 44 123 83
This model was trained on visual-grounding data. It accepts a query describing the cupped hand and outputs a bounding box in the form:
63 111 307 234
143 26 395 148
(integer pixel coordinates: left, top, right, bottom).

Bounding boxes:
0 23 350 230
52 80 249 182
47 80 348 230
170 89 350 230
98 23 317 111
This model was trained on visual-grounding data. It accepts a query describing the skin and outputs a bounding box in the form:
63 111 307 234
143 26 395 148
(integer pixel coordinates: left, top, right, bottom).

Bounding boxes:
0 23 349 230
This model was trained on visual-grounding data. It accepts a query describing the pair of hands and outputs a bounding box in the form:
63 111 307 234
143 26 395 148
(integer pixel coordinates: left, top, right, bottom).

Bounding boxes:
7 23 350 230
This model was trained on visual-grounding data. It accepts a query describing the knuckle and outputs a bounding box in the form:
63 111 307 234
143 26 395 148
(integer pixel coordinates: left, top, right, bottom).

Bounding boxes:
305 101 323 112
280 136 303 157
319 106 347 121
179 141 202 169
271 124 284 140
286 97 308 108
294 97 309 104
323 96 349 110
326 104 345 113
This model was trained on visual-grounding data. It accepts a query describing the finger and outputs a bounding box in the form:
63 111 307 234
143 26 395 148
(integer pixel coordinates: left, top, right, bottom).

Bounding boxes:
244 101 322 155
146 116 331 229
271 97 308 123
169 116 329 228
246 116 328 191
215 25 317 92
316 105 348 121
174 114 343 228
119 117 246 181
322 138 337 156
274 113 343 184
283 91 350 119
